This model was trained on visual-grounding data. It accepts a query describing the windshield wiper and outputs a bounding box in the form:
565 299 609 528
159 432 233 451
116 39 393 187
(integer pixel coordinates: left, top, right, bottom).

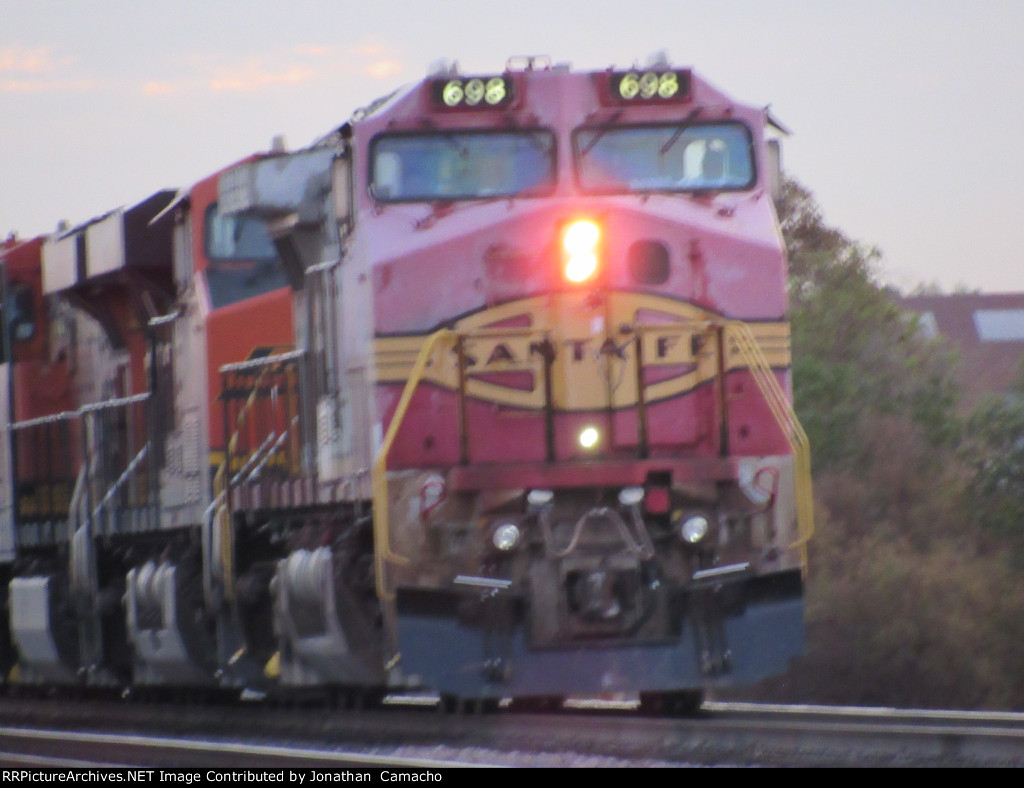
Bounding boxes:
442 133 470 159
659 108 702 155
579 112 622 157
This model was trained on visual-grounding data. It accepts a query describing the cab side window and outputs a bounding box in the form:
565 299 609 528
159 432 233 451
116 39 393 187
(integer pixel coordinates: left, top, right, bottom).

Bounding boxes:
9 285 35 342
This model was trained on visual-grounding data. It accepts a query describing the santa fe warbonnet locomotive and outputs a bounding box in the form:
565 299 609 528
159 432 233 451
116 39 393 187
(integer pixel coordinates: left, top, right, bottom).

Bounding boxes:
0 55 812 710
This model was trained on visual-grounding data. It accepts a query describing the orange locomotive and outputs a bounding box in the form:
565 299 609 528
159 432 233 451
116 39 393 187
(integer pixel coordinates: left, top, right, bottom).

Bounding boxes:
0 55 811 710
0 156 293 686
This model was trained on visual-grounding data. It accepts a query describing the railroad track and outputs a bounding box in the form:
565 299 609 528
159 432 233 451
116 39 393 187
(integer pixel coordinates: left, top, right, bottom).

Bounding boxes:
0 696 1021 767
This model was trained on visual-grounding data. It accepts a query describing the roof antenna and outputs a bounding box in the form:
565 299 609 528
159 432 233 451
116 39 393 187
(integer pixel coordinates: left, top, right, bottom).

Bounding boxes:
645 50 671 69
428 59 459 77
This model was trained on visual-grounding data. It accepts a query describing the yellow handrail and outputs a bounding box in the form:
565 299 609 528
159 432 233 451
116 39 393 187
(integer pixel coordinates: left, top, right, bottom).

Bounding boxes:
724 321 814 573
367 320 811 593
372 328 455 601
213 355 294 601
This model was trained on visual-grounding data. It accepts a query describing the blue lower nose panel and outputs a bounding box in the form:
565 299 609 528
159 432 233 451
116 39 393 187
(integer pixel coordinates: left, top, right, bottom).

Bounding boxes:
395 570 804 698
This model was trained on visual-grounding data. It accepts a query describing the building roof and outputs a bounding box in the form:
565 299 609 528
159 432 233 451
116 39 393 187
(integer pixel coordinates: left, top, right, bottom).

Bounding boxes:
896 292 1024 407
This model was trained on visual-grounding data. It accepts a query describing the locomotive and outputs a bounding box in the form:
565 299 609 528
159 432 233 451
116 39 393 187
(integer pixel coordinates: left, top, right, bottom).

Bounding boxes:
0 55 811 711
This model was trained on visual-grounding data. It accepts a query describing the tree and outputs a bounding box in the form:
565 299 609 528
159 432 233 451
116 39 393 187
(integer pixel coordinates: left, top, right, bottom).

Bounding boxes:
778 177 961 475
733 177 1024 710
959 367 1024 564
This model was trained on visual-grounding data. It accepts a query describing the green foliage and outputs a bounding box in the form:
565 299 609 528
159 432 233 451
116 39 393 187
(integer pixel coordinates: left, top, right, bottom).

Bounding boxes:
959 381 1024 559
778 178 961 473
739 176 1024 711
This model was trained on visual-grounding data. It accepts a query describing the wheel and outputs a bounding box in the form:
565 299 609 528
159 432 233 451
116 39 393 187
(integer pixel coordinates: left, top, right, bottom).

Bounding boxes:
639 689 704 717
507 694 563 713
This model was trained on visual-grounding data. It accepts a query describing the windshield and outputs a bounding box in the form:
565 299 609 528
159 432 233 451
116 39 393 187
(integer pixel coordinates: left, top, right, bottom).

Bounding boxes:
371 131 556 202
574 122 755 193
204 203 287 308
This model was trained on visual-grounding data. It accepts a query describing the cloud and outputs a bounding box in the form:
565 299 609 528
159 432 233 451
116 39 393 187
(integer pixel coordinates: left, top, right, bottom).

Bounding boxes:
0 79 96 93
143 82 182 96
0 45 71 75
351 43 390 59
171 50 323 94
209 60 317 92
365 59 403 80
295 45 332 58
347 41 406 81
0 45 88 93
140 42 406 98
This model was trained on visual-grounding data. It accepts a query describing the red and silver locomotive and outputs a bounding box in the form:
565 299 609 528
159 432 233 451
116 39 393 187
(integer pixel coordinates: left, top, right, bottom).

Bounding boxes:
0 55 811 710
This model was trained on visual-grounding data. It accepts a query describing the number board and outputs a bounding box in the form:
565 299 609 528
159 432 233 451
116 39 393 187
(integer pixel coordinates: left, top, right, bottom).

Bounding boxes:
430 76 515 110
607 70 692 104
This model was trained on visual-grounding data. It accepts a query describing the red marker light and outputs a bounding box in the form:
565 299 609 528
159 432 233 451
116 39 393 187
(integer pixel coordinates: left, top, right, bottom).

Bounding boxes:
562 219 601 283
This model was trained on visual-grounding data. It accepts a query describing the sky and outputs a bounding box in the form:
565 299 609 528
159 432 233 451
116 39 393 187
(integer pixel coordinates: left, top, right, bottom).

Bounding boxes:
1 0 1022 294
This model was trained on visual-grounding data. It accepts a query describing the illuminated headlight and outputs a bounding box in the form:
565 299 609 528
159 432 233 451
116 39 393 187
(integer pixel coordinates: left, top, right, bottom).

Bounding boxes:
578 426 600 449
679 515 709 545
618 486 645 506
492 522 521 552
527 489 554 507
565 253 598 283
562 219 601 284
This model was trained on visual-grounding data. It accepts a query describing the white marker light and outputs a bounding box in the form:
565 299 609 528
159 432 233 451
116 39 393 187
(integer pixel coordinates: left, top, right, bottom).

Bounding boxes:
492 522 521 552
578 426 600 449
527 489 554 506
680 515 710 544
618 486 645 506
